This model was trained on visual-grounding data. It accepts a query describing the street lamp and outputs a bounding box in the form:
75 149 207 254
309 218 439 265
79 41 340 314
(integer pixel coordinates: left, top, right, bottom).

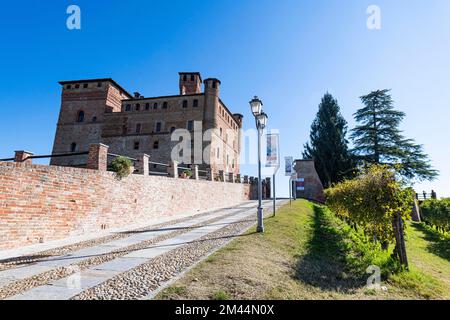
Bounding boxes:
249 96 268 233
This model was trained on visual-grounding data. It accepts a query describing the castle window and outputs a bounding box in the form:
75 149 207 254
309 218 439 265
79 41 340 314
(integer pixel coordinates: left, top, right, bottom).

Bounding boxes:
125 104 131 111
135 104 140 111
75 84 80 89
70 143 77 152
190 74 195 81
145 103 150 110
76 110 85 123
212 81 217 89
134 141 140 150
83 83 88 89
122 125 127 135
183 75 187 81
163 102 168 109
219 127 222 137
187 120 194 131
153 141 159 149
193 99 199 107
97 82 102 87
182 100 188 108
153 103 158 110
66 84 72 89
135 123 141 134
92 116 97 123
155 122 162 133
170 126 176 133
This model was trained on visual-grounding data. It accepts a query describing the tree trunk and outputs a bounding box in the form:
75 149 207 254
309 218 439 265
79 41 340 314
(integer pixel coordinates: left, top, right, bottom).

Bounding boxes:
392 212 409 269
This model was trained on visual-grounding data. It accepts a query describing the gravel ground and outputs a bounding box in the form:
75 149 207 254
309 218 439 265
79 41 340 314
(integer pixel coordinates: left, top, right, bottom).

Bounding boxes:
0 205 250 271
0 208 251 300
71 212 263 300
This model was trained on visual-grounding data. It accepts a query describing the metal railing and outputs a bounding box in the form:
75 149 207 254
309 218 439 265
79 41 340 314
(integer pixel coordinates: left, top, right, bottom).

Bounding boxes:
0 151 89 165
149 161 170 176
416 192 437 201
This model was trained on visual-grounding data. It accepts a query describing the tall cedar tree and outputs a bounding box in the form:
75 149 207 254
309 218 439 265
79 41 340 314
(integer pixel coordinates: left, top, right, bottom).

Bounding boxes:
351 89 438 181
303 93 354 188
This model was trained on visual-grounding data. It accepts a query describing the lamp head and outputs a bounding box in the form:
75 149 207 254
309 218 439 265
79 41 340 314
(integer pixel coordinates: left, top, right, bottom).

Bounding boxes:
249 96 263 116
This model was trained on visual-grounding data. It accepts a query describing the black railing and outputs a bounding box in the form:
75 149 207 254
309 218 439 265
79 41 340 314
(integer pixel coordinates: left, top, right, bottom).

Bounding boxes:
198 169 210 180
149 161 170 176
0 151 89 163
107 153 137 162
416 192 437 201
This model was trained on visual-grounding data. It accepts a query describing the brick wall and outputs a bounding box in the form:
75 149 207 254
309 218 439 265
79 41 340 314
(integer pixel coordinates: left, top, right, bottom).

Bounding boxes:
0 161 251 250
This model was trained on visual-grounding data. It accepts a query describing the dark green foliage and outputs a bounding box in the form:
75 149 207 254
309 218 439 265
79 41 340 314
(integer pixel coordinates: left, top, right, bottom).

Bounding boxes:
110 156 133 179
303 93 355 187
421 198 450 233
351 89 438 181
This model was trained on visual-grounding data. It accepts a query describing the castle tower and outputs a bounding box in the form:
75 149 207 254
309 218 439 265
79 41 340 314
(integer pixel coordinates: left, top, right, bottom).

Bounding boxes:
51 79 131 166
203 78 221 130
179 72 202 95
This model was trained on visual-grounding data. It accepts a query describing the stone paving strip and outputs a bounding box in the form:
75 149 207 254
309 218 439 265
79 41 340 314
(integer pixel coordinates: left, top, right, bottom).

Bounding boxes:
0 202 253 271
74 200 286 300
6 201 283 300
0 201 262 300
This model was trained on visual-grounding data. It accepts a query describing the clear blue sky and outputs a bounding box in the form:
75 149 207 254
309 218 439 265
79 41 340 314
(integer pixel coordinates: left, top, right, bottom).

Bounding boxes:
1 0 449 197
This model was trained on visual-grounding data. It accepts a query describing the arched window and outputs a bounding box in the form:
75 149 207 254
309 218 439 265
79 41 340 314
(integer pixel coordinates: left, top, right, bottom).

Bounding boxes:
70 143 77 152
135 104 140 111
163 102 168 109
193 99 199 107
76 110 85 123
182 100 188 108
153 102 158 110
170 126 176 133
92 116 97 123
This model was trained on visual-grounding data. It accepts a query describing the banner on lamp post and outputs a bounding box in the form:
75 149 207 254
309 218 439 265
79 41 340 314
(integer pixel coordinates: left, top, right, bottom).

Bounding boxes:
285 156 293 176
266 133 280 172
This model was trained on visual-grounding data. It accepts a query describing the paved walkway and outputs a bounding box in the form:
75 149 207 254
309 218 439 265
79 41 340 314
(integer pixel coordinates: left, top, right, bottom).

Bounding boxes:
0 200 286 300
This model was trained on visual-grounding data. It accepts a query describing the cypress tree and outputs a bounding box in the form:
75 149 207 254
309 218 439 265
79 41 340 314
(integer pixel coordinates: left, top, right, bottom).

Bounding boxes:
303 93 354 188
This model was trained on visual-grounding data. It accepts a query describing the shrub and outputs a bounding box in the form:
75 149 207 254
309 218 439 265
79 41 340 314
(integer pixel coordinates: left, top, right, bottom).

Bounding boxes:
110 156 133 179
325 165 414 267
182 169 192 177
421 198 450 233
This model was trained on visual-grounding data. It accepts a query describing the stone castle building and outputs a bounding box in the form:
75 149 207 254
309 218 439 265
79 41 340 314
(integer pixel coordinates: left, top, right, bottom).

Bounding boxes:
51 72 243 175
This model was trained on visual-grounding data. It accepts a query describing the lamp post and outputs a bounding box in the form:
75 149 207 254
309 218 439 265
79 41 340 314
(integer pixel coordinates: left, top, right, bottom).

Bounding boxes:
250 96 268 233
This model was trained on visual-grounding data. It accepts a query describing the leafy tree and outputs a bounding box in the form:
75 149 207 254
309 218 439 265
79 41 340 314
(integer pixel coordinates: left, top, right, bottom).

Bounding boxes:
303 93 355 187
351 89 438 181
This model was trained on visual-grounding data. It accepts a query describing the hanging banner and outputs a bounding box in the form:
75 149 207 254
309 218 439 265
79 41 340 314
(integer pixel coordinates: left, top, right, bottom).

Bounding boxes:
266 133 280 170
285 156 293 176
296 178 305 191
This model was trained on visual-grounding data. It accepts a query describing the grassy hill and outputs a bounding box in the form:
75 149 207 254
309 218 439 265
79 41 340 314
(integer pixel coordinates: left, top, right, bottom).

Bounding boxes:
157 200 449 300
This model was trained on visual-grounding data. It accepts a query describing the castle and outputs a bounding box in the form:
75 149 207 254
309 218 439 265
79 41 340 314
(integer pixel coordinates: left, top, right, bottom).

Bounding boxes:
51 72 243 175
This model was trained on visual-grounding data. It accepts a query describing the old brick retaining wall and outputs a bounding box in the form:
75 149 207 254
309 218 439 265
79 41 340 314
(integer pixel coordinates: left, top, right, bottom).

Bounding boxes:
0 161 251 250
